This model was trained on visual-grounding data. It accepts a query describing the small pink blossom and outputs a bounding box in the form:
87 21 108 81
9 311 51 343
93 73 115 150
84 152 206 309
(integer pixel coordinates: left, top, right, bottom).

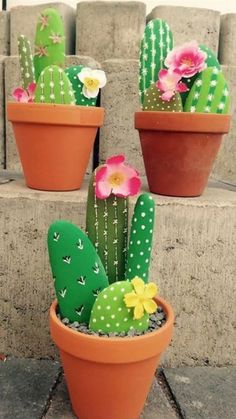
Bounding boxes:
12 82 36 103
156 69 188 101
165 41 207 78
95 155 141 199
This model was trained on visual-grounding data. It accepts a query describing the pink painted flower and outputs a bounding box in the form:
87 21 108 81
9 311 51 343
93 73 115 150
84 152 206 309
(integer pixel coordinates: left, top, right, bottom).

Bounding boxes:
95 155 141 199
165 41 207 78
156 69 188 101
12 82 36 103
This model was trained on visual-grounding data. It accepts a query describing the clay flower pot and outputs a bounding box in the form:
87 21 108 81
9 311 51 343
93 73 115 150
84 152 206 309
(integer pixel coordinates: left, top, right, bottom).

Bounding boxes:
50 296 174 419
7 103 104 191
135 112 231 197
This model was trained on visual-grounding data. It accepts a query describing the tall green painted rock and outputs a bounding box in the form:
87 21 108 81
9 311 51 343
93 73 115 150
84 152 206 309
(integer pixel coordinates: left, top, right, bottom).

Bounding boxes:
139 19 173 107
34 65 76 104
48 220 109 324
143 83 183 112
86 170 128 284
89 281 149 333
126 194 155 283
65 65 97 107
18 35 35 89
34 8 65 80
184 67 230 114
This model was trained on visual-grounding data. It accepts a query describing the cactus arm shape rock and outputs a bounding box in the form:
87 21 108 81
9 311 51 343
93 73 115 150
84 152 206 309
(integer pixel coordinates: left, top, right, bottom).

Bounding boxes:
89 281 149 333
34 65 76 104
139 19 173 107
18 35 35 89
34 8 65 81
181 44 221 106
86 170 128 284
65 65 98 107
48 220 109 324
143 83 183 112
126 194 155 284
184 67 230 114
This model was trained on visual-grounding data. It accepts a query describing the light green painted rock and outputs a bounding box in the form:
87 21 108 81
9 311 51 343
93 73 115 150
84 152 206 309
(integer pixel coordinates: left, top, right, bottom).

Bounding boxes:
34 8 65 80
34 65 75 104
184 67 230 114
89 281 149 333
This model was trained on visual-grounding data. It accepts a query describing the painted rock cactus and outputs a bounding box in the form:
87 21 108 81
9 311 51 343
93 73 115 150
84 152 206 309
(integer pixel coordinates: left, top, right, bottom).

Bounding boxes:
18 35 35 89
34 8 65 81
89 278 158 334
34 65 76 104
126 194 155 283
65 65 98 107
86 155 141 285
139 19 173 107
48 220 109 324
143 84 183 112
86 170 129 284
181 44 221 105
184 67 230 114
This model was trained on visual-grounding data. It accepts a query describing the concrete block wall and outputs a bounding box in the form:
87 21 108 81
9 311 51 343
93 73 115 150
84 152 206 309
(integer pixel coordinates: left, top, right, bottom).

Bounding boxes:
0 11 10 56
100 59 145 173
76 1 146 62
0 56 5 168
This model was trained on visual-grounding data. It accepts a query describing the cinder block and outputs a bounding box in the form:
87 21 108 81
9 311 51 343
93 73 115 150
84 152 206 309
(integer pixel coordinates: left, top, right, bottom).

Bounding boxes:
219 14 236 65
4 55 100 172
0 179 87 359
212 65 236 183
0 11 9 56
0 178 235 366
147 6 220 53
76 1 146 62
99 59 145 174
0 56 5 168
10 3 75 56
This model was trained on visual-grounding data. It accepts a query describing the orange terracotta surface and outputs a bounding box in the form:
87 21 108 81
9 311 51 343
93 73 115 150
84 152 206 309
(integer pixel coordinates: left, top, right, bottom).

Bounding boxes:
7 103 104 191
135 112 231 197
50 297 174 419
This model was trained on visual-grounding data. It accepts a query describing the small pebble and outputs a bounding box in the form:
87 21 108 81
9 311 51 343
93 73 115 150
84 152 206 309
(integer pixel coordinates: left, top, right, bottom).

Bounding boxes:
59 307 166 338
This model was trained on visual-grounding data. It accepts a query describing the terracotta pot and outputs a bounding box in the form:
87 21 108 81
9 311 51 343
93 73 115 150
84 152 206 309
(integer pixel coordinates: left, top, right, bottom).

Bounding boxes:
50 297 174 419
7 103 104 191
135 112 231 197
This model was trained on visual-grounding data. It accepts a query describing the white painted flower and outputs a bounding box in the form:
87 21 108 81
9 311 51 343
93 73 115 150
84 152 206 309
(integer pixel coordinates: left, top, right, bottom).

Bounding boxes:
78 67 107 99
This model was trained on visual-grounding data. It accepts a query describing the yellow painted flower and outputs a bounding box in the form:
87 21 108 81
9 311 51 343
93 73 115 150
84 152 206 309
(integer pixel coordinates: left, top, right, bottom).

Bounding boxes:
124 276 158 320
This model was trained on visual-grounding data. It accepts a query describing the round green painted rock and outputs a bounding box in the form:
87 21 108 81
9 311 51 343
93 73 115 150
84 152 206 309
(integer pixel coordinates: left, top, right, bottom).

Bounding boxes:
65 65 97 107
143 84 183 112
89 281 149 334
184 67 230 114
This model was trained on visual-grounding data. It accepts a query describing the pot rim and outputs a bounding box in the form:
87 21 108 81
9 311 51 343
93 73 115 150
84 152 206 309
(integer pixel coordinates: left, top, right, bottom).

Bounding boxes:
135 111 231 134
50 296 174 364
7 102 104 127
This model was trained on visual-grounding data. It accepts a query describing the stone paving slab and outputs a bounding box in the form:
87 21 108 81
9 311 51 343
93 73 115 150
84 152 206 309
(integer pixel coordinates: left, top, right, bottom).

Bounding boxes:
0 358 60 419
45 375 178 418
164 366 236 419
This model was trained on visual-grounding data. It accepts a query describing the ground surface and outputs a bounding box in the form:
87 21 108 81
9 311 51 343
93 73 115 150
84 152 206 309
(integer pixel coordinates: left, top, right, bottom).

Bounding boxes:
0 358 235 418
